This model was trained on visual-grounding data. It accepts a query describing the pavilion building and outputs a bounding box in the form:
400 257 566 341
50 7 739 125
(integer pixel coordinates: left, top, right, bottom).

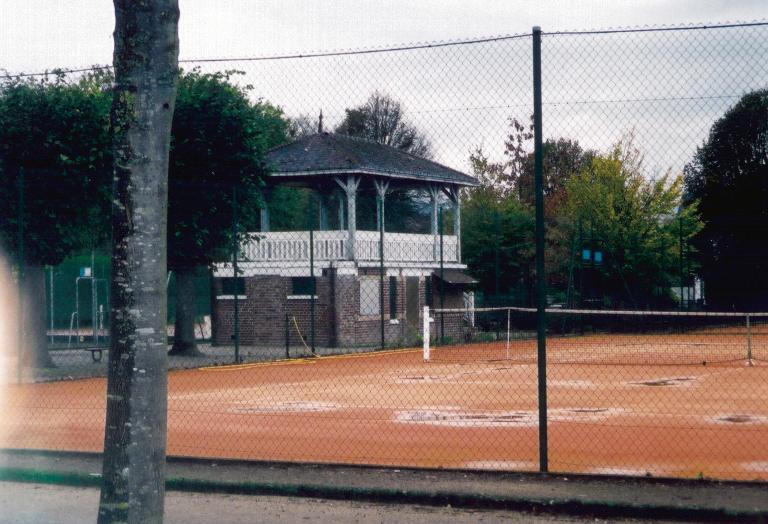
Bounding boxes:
211 132 479 349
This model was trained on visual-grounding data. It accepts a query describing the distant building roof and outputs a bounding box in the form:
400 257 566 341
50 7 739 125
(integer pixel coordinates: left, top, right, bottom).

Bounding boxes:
265 133 479 187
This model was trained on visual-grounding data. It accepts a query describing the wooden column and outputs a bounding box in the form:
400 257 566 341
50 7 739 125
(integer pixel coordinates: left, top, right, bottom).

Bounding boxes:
259 188 270 232
428 184 441 262
318 192 329 231
335 175 361 260
337 191 345 230
374 179 390 231
454 189 461 262
443 185 462 263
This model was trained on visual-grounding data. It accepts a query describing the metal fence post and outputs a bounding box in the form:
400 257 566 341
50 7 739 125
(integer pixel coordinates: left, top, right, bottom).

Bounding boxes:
285 311 290 359
310 195 316 355
439 205 445 343
532 25 549 474
422 305 430 361
679 211 684 310
49 266 55 345
91 250 98 346
378 195 385 349
232 185 240 363
17 166 25 382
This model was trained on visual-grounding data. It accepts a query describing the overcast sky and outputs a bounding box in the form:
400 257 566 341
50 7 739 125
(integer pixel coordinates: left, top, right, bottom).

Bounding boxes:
1 0 765 72
1 1 766 175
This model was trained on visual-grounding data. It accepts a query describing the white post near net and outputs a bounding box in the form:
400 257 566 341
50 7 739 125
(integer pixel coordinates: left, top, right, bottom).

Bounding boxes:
746 313 753 367
506 308 511 359
423 306 431 362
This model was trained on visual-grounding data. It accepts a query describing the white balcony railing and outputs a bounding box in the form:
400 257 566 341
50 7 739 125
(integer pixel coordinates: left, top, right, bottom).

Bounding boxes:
244 231 346 261
242 230 458 264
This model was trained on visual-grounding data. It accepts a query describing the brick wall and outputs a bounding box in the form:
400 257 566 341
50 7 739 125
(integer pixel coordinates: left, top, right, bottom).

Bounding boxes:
347 270 408 347
286 277 332 348
427 281 470 343
332 272 357 347
212 275 331 347
212 270 470 349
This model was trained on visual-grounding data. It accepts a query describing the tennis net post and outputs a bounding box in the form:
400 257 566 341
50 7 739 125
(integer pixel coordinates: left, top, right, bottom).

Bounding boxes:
747 313 753 367
423 305 431 361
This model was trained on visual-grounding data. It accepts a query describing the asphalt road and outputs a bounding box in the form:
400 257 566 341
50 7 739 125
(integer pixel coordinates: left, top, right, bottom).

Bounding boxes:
0 482 672 524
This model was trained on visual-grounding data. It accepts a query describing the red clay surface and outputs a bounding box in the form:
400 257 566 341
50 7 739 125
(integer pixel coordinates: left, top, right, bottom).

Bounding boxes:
2 337 767 481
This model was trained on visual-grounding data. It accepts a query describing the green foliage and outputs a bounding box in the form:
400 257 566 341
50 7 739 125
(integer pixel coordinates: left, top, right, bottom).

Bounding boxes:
0 71 112 265
466 115 703 309
355 187 431 233
528 138 595 211
461 185 535 297
475 332 497 343
683 89 768 310
165 267 211 322
267 186 314 231
565 135 701 308
168 69 290 269
468 119 595 301
469 118 593 209
269 180 431 235
46 251 211 328
468 117 532 200
0 67 291 273
46 252 110 330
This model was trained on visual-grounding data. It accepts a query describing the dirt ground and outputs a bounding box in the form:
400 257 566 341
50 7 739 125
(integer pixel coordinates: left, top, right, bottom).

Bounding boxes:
2 342 768 481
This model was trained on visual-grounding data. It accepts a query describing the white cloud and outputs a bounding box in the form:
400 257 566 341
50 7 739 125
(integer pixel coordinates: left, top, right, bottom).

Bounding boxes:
1 1 765 72
2 2 764 176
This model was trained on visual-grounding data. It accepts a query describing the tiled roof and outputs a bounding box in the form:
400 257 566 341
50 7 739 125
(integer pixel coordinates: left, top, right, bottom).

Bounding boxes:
265 133 479 186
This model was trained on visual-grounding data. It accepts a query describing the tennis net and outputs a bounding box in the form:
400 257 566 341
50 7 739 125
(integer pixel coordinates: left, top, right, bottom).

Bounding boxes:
422 306 768 366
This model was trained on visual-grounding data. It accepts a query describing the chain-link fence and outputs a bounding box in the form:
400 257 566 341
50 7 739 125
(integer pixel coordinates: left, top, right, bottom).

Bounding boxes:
1 21 767 480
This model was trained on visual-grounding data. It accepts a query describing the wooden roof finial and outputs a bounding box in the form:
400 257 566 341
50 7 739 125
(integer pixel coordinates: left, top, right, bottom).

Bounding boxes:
318 110 324 133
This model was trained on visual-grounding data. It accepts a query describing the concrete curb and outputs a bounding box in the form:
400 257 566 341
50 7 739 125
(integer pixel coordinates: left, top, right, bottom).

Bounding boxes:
1 466 767 523
4 448 768 489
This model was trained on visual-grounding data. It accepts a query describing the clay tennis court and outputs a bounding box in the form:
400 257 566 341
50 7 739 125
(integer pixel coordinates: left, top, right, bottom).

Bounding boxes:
2 334 767 481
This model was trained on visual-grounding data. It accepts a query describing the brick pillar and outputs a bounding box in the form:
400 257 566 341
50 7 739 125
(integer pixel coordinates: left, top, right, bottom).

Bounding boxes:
333 263 358 347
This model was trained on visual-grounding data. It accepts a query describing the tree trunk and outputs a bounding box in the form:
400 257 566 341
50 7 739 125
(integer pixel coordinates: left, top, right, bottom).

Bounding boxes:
22 263 54 368
168 266 201 356
98 1 179 523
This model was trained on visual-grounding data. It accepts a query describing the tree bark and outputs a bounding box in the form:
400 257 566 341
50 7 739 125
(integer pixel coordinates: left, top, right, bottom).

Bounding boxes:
98 1 179 523
21 263 54 368
168 266 201 356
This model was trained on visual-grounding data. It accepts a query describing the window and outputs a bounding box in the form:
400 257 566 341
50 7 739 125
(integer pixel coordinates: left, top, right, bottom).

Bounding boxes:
291 277 315 296
221 277 245 296
359 279 380 316
389 276 398 319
